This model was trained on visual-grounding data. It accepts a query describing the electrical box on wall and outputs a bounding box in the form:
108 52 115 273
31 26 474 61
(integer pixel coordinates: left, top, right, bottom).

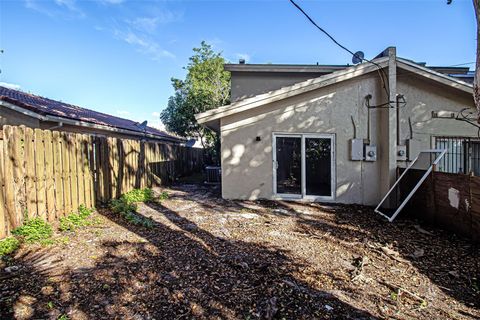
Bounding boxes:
397 145 407 161
350 138 364 161
365 145 377 161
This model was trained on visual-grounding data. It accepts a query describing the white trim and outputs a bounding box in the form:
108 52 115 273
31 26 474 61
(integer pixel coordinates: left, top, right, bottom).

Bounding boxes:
374 149 447 222
272 132 335 202
396 58 473 94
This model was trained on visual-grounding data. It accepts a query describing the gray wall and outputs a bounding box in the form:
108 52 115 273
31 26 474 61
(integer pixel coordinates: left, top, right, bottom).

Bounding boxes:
0 107 40 128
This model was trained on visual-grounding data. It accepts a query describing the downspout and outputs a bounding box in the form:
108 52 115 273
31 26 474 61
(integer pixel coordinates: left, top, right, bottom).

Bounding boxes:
396 95 401 145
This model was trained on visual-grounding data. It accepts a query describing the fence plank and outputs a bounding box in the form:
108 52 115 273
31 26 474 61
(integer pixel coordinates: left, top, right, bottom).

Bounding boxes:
13 126 27 225
44 130 56 222
69 134 79 212
76 134 85 208
0 136 6 238
0 125 205 239
81 135 91 208
34 129 47 220
87 135 96 206
24 127 37 219
52 131 64 217
3 127 15 232
61 132 72 215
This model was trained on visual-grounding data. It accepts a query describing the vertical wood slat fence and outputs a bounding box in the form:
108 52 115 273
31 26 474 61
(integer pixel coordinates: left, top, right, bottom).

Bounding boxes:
400 168 480 242
0 125 203 239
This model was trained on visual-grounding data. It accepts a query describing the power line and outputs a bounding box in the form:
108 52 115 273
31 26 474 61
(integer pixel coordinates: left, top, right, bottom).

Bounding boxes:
448 62 475 67
288 0 393 106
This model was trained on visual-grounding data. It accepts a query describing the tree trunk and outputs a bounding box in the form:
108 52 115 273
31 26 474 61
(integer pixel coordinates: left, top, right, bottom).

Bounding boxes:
474 0 480 121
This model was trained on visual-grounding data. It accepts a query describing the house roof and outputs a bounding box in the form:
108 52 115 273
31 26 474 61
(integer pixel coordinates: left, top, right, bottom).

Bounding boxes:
0 86 183 142
196 57 473 131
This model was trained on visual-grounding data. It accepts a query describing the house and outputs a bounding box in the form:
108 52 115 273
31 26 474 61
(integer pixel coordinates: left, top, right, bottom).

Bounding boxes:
0 86 184 144
196 47 478 205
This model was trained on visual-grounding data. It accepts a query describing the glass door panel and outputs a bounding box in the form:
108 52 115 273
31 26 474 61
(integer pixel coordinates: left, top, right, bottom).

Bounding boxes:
275 136 301 195
305 137 332 197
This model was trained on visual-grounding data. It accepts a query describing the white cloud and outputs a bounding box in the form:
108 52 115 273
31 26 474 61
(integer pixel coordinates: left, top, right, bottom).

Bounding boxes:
100 0 125 4
152 111 160 117
114 29 175 60
127 10 182 33
0 82 21 90
25 0 84 18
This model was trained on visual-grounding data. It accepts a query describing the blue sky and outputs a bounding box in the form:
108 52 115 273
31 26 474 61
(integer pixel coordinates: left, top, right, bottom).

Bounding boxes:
0 0 476 129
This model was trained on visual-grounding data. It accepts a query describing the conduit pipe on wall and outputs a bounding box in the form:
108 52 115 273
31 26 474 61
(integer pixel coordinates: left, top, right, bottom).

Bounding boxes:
396 94 405 145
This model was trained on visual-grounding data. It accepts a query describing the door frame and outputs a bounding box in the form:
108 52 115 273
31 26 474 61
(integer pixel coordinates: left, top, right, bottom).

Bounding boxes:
272 132 336 202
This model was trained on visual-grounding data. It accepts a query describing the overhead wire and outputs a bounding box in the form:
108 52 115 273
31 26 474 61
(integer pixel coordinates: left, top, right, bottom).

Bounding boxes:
289 0 400 108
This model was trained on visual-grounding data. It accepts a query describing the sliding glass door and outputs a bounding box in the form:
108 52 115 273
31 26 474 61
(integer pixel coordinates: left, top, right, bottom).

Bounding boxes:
273 133 334 200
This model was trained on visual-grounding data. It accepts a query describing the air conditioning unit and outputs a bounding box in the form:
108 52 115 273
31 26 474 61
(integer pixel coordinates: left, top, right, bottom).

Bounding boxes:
205 166 221 184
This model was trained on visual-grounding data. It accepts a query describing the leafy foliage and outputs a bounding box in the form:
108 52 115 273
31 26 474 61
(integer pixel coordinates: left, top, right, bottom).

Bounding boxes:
160 41 230 162
12 218 53 243
110 189 155 228
121 188 154 204
59 205 96 232
158 191 169 201
0 237 20 257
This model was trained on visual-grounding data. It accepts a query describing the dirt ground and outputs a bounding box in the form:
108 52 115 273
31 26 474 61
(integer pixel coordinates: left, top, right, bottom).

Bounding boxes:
0 183 479 319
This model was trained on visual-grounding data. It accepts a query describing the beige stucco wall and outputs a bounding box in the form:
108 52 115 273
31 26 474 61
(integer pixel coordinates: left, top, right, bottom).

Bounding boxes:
231 72 327 102
0 107 40 128
220 69 476 205
397 70 477 157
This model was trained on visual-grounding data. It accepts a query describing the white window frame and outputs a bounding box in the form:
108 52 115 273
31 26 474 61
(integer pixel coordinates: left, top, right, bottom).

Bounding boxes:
272 132 336 202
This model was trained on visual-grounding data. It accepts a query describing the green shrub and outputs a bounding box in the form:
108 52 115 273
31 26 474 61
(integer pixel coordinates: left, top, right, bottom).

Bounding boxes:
0 237 20 256
110 190 154 229
158 191 169 201
110 198 137 214
12 218 53 243
121 188 154 204
78 204 94 218
59 205 95 232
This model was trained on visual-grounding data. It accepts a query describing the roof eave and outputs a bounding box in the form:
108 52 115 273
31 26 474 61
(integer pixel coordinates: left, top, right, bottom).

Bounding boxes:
0 99 184 143
197 57 389 124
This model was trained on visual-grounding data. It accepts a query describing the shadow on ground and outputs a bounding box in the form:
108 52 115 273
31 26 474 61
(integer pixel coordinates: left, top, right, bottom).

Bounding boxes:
0 184 375 319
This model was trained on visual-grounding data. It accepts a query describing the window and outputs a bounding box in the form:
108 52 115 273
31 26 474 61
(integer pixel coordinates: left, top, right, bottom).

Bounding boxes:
435 137 480 176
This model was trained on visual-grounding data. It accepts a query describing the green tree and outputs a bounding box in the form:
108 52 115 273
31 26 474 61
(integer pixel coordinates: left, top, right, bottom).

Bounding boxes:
161 41 230 160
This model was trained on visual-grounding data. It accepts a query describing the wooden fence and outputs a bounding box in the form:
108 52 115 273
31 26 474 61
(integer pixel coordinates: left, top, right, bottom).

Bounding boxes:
0 125 203 238
400 168 480 242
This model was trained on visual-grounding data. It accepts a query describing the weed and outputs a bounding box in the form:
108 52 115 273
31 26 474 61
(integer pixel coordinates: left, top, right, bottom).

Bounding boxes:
110 189 155 228
78 204 94 218
58 314 69 320
0 237 20 257
12 218 53 243
158 191 169 201
121 188 154 204
47 301 54 309
59 205 95 232
40 238 56 246
110 198 137 214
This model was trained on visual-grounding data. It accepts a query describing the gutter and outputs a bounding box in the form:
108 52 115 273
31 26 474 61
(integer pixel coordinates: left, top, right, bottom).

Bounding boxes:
0 100 184 145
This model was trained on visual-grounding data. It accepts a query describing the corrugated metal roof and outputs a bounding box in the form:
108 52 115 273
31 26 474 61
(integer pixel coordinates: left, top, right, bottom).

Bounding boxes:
0 86 182 142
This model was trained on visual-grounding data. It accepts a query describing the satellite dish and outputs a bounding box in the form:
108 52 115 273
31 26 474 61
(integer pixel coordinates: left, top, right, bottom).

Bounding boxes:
352 51 365 64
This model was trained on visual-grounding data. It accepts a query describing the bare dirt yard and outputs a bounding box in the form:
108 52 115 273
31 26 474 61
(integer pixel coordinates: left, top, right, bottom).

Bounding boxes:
0 183 479 319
